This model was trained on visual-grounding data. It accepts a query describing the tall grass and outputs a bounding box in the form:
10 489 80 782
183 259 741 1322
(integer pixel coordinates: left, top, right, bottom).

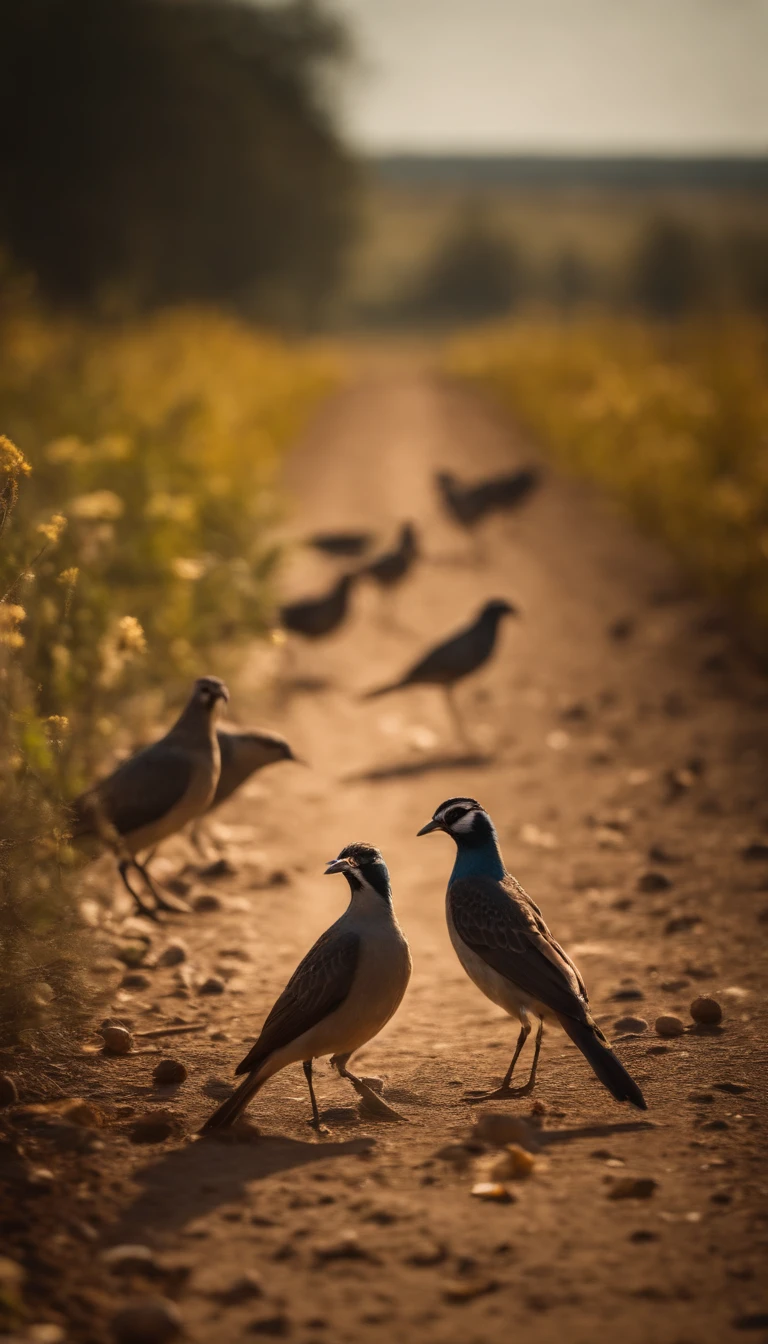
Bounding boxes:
0 293 337 1043
449 315 768 653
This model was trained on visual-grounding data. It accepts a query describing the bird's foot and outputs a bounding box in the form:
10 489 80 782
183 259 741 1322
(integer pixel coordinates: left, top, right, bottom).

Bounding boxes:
462 1083 534 1104
308 1118 332 1137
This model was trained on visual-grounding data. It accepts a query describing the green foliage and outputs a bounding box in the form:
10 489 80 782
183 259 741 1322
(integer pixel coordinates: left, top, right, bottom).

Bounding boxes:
0 0 356 323
449 316 768 655
0 296 336 1043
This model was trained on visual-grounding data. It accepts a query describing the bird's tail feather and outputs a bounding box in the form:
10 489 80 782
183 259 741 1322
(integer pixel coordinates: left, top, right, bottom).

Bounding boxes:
200 1070 267 1131
558 1015 647 1110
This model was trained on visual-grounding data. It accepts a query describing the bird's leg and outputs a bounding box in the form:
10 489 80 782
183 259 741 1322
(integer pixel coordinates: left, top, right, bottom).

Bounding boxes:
443 684 475 752
463 1018 532 1102
117 859 160 922
303 1059 329 1134
330 1053 405 1121
133 858 191 915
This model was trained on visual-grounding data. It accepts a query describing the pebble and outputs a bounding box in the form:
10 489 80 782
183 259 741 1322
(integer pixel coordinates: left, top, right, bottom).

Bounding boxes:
198 976 225 995
157 941 188 968
442 1275 498 1302
690 996 722 1026
117 944 149 969
665 914 702 935
28 1325 65 1344
130 1111 180 1144
740 843 768 862
121 971 153 991
111 1298 182 1344
247 1312 290 1336
207 1271 264 1304
488 1145 536 1181
655 1014 685 1037
102 1026 134 1055
198 858 237 880
102 1245 158 1275
637 871 672 893
311 1231 373 1264
0 1073 18 1107
471 1182 515 1203
614 1016 648 1034
152 1059 187 1086
473 1113 539 1151
607 1177 658 1200
193 892 222 913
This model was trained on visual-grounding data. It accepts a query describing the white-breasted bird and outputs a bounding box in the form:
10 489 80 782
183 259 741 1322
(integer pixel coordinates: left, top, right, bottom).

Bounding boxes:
71 675 229 918
201 842 411 1132
418 797 647 1110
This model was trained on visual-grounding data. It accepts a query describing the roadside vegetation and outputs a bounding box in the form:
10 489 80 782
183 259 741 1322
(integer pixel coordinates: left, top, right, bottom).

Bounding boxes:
0 290 337 1043
448 315 768 656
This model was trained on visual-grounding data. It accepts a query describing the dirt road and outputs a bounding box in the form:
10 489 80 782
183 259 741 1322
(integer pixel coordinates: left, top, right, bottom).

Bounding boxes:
8 365 768 1344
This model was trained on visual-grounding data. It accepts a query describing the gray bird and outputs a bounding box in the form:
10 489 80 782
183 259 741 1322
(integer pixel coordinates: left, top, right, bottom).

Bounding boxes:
363 522 418 590
308 530 373 559
279 572 356 641
363 598 517 743
418 797 647 1110
71 675 229 919
201 842 411 1132
189 727 303 853
436 467 540 529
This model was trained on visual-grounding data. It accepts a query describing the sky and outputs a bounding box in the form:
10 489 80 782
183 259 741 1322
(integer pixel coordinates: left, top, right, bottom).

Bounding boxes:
332 0 768 155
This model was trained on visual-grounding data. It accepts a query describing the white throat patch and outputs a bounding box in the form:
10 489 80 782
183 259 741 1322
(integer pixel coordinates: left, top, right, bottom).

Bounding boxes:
446 808 479 834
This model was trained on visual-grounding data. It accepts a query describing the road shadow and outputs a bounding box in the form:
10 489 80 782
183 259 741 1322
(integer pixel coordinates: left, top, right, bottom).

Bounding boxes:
342 751 494 784
540 1120 657 1147
112 1132 374 1242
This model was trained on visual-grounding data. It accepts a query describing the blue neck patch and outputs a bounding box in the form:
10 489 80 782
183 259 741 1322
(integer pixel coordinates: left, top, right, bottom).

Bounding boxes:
449 828 506 884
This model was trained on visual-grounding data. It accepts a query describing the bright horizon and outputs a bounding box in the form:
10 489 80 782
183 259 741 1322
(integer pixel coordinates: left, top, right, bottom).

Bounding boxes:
332 0 768 156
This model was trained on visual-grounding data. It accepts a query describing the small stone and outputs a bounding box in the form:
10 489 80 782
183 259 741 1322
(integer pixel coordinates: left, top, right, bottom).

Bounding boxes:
192 892 221 913
701 1118 729 1131
101 1026 133 1055
153 1059 187 1086
442 1276 498 1302
434 1142 478 1167
198 976 225 995
472 1113 539 1150
612 986 644 1002
740 843 768 862
614 1016 648 1034
403 1241 447 1268
198 858 237 880
121 971 152 991
102 1245 158 1275
210 1271 264 1304
648 843 685 865
0 1074 18 1107
471 1182 515 1203
111 1297 182 1344
26 1166 55 1190
157 942 188 968
655 1015 685 1038
665 914 702 935
690 996 722 1026
488 1144 536 1181
660 978 689 992
607 1177 657 1200
28 1325 65 1344
130 1111 180 1144
637 871 672 893
247 1313 290 1336
312 1231 373 1264
117 944 149 968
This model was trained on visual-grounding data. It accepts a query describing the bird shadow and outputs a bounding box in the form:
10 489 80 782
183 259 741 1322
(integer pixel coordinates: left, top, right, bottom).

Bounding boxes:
539 1119 658 1148
111 1132 374 1242
341 751 495 783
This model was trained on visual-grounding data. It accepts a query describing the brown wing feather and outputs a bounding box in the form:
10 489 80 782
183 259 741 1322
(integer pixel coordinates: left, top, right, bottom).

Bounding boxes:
449 875 592 1025
235 928 360 1075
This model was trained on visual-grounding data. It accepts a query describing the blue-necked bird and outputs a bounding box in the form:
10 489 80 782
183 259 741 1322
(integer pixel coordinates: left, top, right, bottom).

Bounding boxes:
418 797 647 1110
201 843 411 1132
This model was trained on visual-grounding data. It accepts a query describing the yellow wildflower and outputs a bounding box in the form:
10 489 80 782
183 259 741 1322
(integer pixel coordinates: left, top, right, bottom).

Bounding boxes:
69 490 124 521
117 615 147 655
0 435 31 478
57 567 79 586
36 512 67 543
171 556 206 581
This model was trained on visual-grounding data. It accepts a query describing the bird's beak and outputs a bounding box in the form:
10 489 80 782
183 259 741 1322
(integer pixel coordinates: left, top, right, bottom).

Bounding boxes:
417 818 442 836
324 856 351 875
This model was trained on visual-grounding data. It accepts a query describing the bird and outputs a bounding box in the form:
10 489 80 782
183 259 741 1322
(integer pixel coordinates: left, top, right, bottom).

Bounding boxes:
71 676 229 919
201 842 411 1133
417 797 647 1110
363 598 517 744
436 466 541 529
189 727 303 853
362 522 418 628
308 530 373 559
279 571 356 641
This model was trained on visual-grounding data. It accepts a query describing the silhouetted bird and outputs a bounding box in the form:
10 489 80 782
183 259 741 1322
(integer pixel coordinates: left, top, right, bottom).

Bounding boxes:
363 522 418 589
436 467 540 551
418 798 647 1110
201 843 411 1132
72 676 229 918
363 598 517 742
279 572 356 640
308 531 374 559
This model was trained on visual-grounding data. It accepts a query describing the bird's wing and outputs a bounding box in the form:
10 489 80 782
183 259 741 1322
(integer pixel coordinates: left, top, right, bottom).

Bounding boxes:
235 928 361 1074
402 625 475 684
449 875 590 1022
75 740 195 840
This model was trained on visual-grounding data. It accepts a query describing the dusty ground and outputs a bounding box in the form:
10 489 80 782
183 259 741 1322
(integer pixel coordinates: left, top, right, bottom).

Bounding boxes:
3 364 768 1344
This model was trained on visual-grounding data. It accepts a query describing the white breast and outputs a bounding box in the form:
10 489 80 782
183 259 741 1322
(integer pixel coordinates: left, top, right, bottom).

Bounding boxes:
446 894 530 1023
